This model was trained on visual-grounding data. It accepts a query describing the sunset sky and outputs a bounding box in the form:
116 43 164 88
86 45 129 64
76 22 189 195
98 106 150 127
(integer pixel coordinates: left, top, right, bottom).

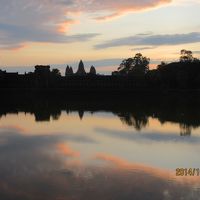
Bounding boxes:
0 0 200 74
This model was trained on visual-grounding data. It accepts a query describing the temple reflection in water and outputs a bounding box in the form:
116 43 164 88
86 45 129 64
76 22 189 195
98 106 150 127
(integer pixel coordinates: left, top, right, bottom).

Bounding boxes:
0 93 199 136
0 93 200 199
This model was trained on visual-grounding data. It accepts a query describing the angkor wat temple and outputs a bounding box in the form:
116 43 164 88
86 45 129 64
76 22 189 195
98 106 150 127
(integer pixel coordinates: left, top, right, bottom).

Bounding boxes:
0 60 143 93
1 58 200 94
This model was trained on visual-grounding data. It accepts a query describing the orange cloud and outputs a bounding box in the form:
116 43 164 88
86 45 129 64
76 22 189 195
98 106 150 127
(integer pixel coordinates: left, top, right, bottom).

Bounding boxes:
95 153 200 184
82 0 173 21
57 143 80 157
95 153 168 176
8 44 27 51
0 0 174 50
58 19 78 33
0 125 26 133
94 12 121 21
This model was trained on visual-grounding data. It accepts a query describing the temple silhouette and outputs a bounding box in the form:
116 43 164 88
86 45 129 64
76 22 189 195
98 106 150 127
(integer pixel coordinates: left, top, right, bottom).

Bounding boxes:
1 50 200 93
0 60 141 92
65 60 96 76
1 56 200 135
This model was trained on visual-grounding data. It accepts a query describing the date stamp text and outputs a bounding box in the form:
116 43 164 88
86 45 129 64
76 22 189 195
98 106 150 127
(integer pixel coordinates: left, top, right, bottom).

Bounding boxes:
176 168 200 176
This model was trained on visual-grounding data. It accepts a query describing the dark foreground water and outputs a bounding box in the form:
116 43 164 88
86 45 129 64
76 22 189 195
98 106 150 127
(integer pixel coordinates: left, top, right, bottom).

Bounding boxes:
0 94 200 200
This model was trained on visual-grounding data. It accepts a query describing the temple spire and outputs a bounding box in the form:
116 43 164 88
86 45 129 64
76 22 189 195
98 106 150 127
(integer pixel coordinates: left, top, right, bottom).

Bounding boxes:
76 60 86 75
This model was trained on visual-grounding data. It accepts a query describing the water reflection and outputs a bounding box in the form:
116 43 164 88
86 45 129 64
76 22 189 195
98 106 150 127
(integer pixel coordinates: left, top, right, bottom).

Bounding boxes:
0 126 199 200
0 94 200 199
180 124 192 136
117 111 149 131
0 93 200 135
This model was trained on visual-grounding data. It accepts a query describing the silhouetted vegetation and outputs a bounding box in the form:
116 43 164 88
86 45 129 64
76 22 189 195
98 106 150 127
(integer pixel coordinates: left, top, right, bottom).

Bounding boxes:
0 50 200 92
51 68 61 77
118 53 150 75
146 50 200 89
118 111 148 131
180 49 195 63
0 92 200 136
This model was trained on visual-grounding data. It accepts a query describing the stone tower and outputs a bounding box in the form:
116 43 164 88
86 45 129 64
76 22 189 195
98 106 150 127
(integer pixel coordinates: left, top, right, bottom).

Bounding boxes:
89 65 96 75
76 60 86 75
65 65 73 76
69 66 73 74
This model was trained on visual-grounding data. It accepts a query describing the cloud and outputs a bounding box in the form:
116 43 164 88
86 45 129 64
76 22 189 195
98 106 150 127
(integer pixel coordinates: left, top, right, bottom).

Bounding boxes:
57 143 80 157
0 126 97 149
95 153 170 177
193 50 200 54
0 0 99 49
0 125 26 133
95 153 200 186
0 0 173 49
74 0 172 20
0 125 198 199
132 46 157 51
95 127 200 144
0 23 99 49
95 32 200 49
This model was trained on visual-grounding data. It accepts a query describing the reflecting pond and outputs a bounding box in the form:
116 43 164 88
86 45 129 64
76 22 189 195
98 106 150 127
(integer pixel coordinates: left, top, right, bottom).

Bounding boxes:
0 94 200 200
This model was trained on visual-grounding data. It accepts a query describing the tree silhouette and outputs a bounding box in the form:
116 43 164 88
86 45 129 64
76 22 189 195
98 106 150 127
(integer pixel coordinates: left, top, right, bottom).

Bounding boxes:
180 124 191 136
51 68 61 76
157 61 167 70
117 111 148 131
180 49 193 63
118 53 150 75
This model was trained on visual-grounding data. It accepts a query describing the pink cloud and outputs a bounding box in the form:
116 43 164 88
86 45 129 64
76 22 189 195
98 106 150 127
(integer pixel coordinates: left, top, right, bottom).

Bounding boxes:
58 19 78 33
0 0 173 49
0 125 26 133
57 143 80 157
95 153 200 184
72 0 173 20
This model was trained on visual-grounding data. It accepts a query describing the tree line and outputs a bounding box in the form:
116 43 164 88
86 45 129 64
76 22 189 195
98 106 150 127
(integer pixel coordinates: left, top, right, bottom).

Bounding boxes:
112 49 200 89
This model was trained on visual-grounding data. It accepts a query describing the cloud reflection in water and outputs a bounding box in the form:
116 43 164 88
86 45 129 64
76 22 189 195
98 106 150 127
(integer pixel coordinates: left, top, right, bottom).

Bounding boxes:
0 126 199 200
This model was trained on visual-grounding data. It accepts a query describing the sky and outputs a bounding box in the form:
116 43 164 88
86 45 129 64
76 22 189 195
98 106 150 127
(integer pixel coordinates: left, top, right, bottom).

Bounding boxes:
0 0 200 74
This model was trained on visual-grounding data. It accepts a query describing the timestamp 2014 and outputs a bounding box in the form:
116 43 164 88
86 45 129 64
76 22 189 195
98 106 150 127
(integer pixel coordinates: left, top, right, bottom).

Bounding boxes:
176 168 200 176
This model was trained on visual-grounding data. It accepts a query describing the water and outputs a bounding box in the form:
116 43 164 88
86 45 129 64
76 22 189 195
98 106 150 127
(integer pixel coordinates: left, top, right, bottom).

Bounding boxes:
0 94 200 200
